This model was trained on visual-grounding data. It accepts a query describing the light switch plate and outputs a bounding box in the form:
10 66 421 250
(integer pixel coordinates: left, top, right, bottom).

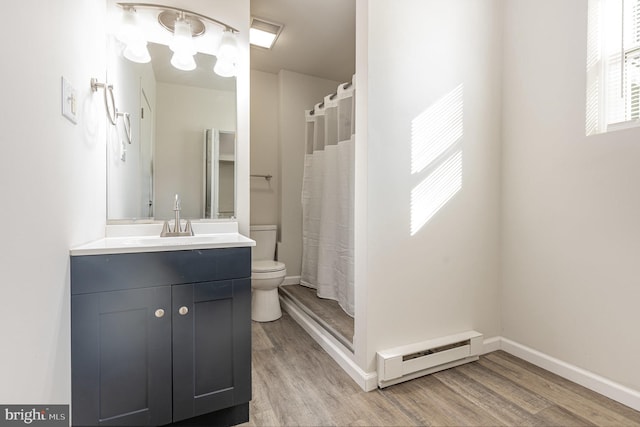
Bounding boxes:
61 76 77 124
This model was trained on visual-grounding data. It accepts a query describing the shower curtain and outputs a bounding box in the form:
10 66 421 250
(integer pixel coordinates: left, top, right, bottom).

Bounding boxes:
301 79 355 317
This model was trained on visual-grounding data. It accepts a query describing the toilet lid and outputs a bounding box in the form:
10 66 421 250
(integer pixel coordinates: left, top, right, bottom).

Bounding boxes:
252 260 286 273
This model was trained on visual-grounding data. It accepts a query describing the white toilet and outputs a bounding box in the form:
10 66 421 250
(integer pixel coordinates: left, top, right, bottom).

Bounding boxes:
250 225 287 322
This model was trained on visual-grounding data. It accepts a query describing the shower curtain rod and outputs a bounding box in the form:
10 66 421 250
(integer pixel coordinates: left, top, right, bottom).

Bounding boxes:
309 81 353 116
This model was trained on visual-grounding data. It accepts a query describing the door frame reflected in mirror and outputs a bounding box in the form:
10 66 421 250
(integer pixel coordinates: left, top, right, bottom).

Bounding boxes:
204 129 236 219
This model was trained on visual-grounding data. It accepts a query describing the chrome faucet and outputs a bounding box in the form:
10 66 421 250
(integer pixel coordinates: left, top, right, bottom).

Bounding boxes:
160 194 194 237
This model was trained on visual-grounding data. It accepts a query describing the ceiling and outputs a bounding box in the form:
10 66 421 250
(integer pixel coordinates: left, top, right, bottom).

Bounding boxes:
250 0 356 84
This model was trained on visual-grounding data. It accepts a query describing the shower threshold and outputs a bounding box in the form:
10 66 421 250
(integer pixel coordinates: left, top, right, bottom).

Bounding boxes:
279 284 354 352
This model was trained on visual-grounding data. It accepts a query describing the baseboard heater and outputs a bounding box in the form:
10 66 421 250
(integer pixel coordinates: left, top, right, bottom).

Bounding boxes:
376 330 483 388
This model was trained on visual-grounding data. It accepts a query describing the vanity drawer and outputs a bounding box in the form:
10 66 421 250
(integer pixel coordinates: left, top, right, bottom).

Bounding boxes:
71 247 251 295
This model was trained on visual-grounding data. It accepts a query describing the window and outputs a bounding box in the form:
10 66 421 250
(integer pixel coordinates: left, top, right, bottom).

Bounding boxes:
587 0 640 134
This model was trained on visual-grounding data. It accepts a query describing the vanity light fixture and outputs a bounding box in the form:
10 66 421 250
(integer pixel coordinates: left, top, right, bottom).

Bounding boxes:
116 6 151 63
249 17 283 49
169 15 197 71
116 3 240 77
214 30 239 78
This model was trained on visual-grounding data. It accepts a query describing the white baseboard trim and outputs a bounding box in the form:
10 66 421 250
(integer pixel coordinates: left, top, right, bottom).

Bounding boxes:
280 296 378 391
500 337 640 412
481 336 502 354
282 275 301 286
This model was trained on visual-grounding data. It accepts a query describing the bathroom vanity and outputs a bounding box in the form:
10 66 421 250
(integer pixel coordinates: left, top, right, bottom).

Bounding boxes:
70 225 254 426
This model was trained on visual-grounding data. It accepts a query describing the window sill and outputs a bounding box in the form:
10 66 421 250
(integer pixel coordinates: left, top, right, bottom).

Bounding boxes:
606 119 640 133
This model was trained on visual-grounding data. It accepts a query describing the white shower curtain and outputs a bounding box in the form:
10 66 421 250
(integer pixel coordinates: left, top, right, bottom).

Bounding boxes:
301 79 355 317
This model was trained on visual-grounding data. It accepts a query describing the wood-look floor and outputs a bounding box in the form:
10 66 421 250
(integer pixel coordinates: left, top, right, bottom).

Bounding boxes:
280 284 354 344
242 313 640 427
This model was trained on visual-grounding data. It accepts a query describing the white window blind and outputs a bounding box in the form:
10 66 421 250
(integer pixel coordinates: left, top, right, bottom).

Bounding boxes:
604 0 640 126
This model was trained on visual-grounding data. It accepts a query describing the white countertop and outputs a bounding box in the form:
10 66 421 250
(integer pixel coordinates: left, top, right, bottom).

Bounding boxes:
70 222 255 256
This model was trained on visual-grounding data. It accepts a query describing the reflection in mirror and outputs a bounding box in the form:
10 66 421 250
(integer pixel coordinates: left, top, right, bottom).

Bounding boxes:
204 129 235 218
106 38 237 221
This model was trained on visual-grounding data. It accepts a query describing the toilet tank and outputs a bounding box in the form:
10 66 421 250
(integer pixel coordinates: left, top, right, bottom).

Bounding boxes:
249 225 277 261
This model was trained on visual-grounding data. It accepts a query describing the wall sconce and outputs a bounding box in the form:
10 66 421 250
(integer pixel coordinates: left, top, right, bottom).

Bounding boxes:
115 3 240 77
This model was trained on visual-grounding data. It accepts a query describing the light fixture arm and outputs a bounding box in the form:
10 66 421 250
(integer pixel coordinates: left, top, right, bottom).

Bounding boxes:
116 2 239 33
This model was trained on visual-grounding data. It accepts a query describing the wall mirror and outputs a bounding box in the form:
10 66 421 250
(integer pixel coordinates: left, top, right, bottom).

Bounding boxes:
106 3 237 221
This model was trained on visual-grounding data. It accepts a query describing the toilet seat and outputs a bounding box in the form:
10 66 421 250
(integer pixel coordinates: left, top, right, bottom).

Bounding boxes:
252 260 286 273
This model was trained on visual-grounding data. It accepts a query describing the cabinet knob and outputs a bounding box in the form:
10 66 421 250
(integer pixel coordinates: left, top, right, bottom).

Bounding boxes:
178 306 189 316
154 309 165 318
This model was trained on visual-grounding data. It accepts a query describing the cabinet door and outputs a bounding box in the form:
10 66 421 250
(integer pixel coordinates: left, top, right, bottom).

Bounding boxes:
72 286 172 426
172 279 251 422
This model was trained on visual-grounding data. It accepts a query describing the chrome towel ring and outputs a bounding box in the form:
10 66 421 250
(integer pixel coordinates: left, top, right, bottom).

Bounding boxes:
90 78 117 126
116 110 132 144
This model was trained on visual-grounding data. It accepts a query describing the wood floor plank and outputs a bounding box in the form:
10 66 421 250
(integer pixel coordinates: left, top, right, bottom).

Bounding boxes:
384 373 506 426
481 352 640 426
252 348 329 426
248 373 272 417
314 390 415 427
433 368 543 426
456 360 552 414
380 377 463 426
535 405 597 427
495 350 640 423
244 409 279 427
262 323 356 400
345 390 422 426
251 318 275 351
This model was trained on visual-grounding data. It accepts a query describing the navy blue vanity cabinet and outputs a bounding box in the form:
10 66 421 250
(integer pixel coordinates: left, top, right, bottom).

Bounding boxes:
71 247 252 427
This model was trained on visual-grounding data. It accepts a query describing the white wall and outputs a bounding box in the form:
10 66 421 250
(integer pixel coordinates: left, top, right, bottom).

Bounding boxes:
0 0 107 403
278 70 340 275
360 0 503 371
250 70 280 226
501 0 640 392
154 82 236 219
